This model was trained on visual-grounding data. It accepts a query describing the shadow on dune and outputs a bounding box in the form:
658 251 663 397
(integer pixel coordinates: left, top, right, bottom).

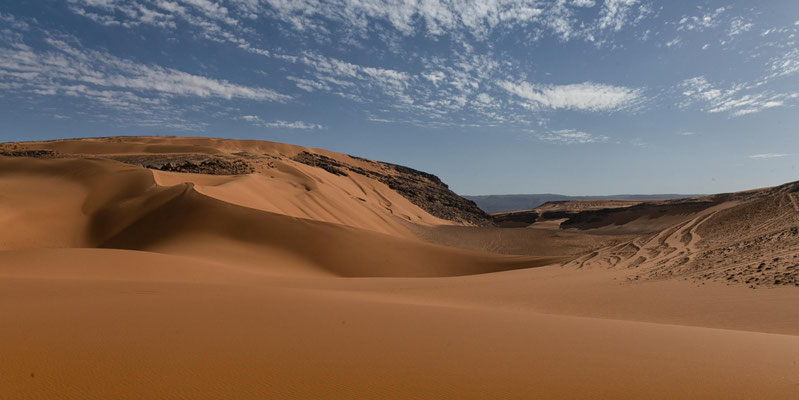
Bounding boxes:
91 183 561 277
22 158 558 277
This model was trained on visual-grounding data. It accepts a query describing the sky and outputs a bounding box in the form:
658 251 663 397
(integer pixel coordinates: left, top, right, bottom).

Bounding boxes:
1 0 798 196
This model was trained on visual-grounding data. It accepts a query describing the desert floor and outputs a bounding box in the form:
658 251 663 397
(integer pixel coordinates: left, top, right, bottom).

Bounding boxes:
2 137 798 399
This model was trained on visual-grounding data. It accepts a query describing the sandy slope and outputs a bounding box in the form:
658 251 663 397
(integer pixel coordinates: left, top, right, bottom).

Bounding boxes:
2 137 799 399
150 164 448 238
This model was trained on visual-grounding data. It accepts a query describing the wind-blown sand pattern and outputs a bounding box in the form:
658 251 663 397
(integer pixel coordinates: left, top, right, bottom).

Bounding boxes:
2 137 799 399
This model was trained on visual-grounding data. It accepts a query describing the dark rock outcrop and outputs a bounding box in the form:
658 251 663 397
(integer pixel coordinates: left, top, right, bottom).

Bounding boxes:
291 152 348 176
146 159 253 175
0 149 56 158
292 151 491 226
490 210 539 227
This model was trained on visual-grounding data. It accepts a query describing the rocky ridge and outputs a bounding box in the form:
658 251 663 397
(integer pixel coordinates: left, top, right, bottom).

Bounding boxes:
292 151 491 226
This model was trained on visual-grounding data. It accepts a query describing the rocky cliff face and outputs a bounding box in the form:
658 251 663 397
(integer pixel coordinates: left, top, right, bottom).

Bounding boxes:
292 152 492 226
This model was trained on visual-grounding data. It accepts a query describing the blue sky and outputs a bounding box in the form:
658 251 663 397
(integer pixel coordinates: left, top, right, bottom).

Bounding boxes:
1 0 798 195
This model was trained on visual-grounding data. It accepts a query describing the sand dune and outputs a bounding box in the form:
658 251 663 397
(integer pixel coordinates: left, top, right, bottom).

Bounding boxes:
150 165 444 238
0 155 551 277
2 136 799 399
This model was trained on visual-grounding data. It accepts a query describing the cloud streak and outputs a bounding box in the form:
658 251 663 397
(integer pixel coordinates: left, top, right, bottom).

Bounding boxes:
679 76 797 117
66 0 653 48
0 24 289 130
260 0 650 41
499 81 644 112
241 115 325 129
262 120 326 129
537 129 609 144
748 153 790 159
0 36 289 101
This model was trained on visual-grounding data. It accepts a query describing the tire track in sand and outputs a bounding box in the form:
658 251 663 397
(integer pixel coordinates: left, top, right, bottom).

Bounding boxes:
789 193 799 213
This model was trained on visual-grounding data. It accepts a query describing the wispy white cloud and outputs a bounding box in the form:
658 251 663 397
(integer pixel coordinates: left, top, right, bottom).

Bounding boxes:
767 48 799 79
474 92 497 106
285 51 412 106
286 76 331 92
748 153 790 159
598 0 639 32
665 37 681 47
422 71 446 85
50 0 660 129
0 12 30 30
0 26 289 130
262 0 550 39
572 0 596 8
66 0 276 57
71 0 652 45
678 76 797 117
536 129 609 144
261 120 326 129
498 81 644 112
240 115 325 129
676 7 726 32
728 17 753 37
0 36 289 101
67 0 178 28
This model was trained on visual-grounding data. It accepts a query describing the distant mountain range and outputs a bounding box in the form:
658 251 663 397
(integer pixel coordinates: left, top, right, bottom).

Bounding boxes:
463 194 701 214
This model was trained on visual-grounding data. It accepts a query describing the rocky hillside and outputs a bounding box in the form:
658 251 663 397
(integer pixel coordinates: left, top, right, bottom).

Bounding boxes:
564 180 799 287
291 151 491 225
